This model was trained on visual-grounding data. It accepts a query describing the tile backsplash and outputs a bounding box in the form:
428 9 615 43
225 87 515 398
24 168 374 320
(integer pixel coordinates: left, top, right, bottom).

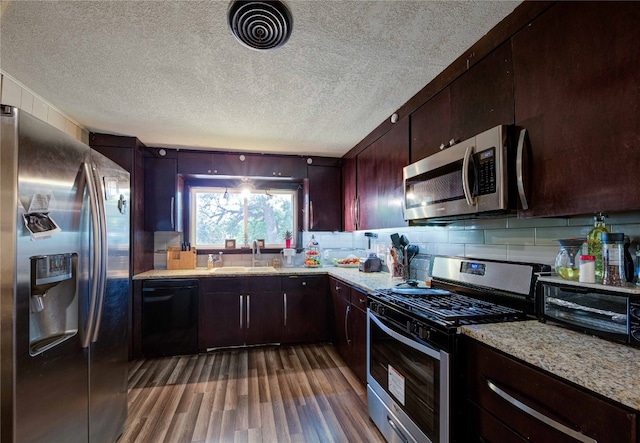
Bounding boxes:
153 211 640 272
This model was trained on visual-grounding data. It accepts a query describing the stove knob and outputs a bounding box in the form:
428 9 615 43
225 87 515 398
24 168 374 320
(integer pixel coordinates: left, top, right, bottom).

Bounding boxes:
418 326 430 340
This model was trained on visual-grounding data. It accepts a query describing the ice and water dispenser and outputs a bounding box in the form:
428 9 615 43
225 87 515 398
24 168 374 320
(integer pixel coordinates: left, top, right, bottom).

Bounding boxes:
29 253 78 355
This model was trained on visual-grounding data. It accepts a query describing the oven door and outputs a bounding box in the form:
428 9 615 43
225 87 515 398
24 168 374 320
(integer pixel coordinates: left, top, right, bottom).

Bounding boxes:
367 310 450 443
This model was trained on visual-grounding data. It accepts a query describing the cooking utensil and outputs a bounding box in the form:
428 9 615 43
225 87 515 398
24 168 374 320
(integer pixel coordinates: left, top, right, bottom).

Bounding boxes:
406 244 419 263
390 233 401 249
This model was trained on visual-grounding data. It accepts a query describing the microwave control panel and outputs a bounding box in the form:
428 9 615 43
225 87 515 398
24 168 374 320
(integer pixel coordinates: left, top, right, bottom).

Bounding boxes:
476 147 496 195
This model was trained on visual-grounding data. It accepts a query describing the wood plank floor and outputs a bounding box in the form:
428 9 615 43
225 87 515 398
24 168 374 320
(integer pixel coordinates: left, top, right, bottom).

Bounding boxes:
120 343 385 443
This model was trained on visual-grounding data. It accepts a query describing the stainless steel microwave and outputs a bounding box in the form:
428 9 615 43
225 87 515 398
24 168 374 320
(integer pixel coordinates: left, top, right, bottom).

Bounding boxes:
403 125 528 223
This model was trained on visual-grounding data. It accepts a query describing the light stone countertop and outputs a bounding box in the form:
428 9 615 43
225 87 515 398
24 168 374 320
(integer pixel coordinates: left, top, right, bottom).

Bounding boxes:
134 267 640 412
133 266 399 293
460 321 640 412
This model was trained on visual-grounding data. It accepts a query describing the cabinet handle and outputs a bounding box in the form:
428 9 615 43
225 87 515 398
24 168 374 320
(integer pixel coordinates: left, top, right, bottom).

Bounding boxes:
239 295 243 329
345 305 351 345
387 416 409 443
355 196 360 229
283 292 287 326
246 295 250 329
310 200 314 230
462 144 476 207
485 378 597 443
170 196 175 229
516 128 529 210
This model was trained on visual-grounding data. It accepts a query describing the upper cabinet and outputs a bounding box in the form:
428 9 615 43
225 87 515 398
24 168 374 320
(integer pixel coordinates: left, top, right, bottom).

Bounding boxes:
307 164 341 231
342 158 357 231
177 150 307 179
410 89 451 162
144 149 183 232
450 41 514 143
513 2 640 217
410 42 514 163
356 118 409 230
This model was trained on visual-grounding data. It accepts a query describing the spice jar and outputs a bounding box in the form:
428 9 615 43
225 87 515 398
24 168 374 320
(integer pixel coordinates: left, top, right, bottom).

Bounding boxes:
602 233 626 287
578 255 596 283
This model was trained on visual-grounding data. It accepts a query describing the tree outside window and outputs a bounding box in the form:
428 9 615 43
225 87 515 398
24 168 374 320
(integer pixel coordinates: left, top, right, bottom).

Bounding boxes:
190 187 296 248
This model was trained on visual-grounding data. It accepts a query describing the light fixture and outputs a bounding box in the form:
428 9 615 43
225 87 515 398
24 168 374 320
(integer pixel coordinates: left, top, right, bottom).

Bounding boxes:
227 0 293 51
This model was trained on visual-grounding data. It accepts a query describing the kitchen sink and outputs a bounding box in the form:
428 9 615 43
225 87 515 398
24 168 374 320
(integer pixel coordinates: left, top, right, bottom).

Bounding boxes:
211 266 278 273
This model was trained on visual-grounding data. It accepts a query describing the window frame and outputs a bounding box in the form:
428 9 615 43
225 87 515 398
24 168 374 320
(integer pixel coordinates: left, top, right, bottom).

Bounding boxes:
188 185 298 250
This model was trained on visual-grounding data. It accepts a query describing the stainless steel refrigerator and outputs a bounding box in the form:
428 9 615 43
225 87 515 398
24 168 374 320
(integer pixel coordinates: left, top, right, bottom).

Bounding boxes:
0 105 129 442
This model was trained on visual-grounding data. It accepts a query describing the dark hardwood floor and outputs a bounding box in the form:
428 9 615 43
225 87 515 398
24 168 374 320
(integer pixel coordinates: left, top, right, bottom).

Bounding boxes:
120 343 385 442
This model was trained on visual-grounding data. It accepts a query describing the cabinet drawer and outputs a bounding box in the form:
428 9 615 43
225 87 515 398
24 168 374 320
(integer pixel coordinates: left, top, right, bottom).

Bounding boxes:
282 275 325 291
465 339 637 443
330 277 351 303
351 287 368 313
199 277 238 293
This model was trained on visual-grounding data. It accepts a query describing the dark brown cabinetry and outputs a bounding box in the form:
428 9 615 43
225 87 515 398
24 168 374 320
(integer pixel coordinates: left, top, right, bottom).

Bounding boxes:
463 338 637 443
307 165 341 231
330 277 367 384
281 275 329 343
450 41 514 144
198 276 283 350
410 42 514 164
144 150 183 231
512 2 640 218
355 118 409 230
341 158 357 231
410 89 451 162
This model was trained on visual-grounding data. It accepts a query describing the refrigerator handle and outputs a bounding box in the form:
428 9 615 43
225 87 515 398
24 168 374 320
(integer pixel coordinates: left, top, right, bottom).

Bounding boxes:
91 164 108 343
81 162 101 349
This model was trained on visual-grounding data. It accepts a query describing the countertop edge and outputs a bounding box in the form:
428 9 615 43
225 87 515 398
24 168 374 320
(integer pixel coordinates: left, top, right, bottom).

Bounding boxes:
460 321 640 413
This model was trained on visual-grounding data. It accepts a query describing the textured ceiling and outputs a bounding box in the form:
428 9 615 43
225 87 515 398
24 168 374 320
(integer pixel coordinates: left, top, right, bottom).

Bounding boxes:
0 0 520 157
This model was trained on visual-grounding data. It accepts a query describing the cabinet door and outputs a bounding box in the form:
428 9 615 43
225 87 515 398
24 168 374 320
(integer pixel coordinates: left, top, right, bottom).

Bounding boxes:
144 156 182 231
410 88 452 162
282 276 329 344
244 291 283 345
512 2 640 217
450 41 514 142
177 151 214 175
244 154 307 179
349 300 367 385
199 291 243 350
331 288 351 365
357 118 409 230
341 158 357 231
465 339 637 443
308 165 341 231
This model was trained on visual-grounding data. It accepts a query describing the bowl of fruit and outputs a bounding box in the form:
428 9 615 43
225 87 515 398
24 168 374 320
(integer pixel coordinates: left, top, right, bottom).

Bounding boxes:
333 255 360 268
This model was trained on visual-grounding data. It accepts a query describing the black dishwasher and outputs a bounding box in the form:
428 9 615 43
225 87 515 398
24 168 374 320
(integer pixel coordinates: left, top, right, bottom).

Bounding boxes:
141 279 198 357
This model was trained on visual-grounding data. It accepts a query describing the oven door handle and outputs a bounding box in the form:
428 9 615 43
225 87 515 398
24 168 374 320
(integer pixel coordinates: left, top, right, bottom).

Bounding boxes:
368 310 441 361
486 378 597 443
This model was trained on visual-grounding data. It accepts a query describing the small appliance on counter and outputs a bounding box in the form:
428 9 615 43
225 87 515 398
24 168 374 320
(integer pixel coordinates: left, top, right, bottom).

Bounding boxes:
282 248 296 268
359 232 381 273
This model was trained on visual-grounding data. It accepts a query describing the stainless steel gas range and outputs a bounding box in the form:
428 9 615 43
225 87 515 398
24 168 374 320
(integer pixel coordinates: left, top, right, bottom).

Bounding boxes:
366 256 550 443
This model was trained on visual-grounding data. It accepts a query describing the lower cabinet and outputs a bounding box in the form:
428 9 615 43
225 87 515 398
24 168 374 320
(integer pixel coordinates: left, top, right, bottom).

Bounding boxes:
463 338 638 443
282 275 330 344
199 277 283 350
199 275 329 351
330 277 367 384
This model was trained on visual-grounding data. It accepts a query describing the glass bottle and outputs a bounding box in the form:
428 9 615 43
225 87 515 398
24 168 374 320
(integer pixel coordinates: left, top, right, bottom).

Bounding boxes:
587 213 609 282
602 233 625 287
207 254 214 270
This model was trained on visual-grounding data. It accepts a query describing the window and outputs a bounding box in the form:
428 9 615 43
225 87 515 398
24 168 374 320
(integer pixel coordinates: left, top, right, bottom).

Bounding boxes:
190 186 296 249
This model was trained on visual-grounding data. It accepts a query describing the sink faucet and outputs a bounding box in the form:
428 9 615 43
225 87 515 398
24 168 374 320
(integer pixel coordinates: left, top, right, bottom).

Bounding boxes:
252 240 262 267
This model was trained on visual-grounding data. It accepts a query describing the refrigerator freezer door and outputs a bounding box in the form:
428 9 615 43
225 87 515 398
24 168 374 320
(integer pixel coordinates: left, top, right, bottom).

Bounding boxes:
88 150 130 443
2 106 90 443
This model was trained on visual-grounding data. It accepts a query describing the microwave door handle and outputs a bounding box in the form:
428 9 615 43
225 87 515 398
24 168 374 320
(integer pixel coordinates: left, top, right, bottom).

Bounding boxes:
516 129 529 210
462 145 476 206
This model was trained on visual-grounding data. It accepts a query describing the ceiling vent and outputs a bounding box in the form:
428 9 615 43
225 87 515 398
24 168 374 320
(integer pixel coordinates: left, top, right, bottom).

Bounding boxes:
227 1 293 51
